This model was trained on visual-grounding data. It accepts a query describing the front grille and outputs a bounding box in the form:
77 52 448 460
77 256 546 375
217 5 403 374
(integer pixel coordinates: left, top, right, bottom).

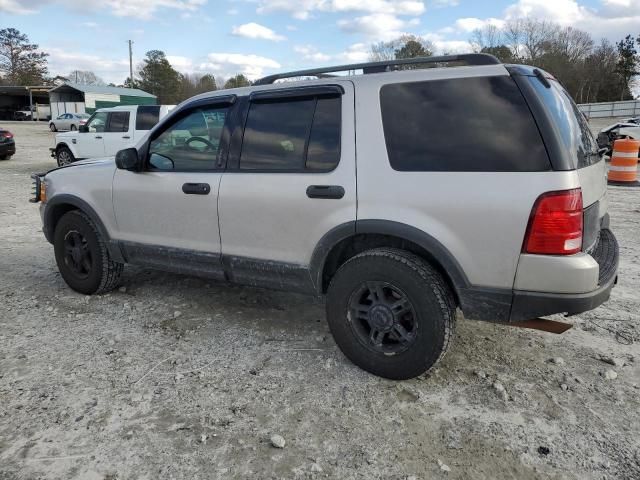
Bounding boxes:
591 228 618 285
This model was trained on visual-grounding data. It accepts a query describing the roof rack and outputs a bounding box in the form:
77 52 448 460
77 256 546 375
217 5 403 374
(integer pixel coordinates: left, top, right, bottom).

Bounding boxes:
254 53 500 85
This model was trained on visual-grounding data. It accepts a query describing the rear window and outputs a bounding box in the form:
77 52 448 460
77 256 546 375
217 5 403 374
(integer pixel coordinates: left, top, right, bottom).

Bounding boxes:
136 106 161 130
380 76 550 172
526 77 599 169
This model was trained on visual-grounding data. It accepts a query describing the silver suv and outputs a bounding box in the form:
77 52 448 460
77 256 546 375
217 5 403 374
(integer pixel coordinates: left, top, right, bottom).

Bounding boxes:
31 54 619 380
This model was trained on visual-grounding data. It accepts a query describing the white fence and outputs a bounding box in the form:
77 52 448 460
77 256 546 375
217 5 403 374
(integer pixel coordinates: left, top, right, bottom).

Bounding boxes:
578 100 640 118
50 102 86 119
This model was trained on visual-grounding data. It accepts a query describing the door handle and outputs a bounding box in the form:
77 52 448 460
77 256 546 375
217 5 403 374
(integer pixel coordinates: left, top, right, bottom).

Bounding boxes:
182 183 211 195
306 185 345 199
95 136 102 139
122 135 131 139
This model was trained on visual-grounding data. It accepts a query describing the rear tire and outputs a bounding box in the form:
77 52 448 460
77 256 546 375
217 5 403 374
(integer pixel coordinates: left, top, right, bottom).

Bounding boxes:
56 146 75 167
0 155 10 161
326 248 456 380
54 210 123 295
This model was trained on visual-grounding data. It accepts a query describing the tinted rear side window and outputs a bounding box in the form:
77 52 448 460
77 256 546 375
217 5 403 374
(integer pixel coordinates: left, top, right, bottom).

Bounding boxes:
240 96 341 171
380 76 550 172
526 77 599 169
136 106 161 130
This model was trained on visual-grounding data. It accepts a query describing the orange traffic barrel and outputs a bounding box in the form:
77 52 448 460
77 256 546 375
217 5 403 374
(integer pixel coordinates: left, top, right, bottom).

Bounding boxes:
608 138 640 186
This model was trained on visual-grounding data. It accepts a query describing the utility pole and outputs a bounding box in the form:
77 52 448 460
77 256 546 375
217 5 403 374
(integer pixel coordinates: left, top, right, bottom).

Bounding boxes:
128 40 134 85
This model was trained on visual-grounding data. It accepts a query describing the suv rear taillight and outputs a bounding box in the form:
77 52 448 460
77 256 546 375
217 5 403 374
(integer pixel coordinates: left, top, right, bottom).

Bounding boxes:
524 188 583 255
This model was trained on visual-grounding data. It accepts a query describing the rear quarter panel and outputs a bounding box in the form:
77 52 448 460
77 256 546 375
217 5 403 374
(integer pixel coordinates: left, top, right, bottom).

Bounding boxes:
355 67 581 289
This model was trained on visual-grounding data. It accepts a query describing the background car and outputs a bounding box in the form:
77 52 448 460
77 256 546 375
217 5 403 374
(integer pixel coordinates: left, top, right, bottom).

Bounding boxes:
0 128 15 160
49 113 90 132
597 117 640 156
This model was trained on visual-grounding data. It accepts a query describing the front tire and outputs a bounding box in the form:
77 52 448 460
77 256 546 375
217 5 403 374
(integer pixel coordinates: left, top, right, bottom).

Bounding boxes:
56 146 75 167
70 124 77 131
54 210 123 294
326 248 456 380
50 123 57 132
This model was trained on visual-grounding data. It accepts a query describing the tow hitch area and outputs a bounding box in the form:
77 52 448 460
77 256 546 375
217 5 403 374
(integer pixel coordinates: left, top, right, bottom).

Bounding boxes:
509 318 573 334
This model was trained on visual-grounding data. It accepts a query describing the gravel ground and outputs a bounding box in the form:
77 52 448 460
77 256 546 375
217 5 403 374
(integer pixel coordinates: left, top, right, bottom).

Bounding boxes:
1 121 639 480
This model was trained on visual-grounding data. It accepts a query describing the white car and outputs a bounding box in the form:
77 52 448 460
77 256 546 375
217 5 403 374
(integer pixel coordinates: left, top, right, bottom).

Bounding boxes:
49 113 90 132
597 117 640 155
51 105 175 166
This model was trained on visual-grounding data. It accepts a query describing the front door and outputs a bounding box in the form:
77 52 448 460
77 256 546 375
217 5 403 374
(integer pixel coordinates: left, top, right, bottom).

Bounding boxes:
218 82 357 291
76 111 106 158
103 111 133 156
112 101 232 278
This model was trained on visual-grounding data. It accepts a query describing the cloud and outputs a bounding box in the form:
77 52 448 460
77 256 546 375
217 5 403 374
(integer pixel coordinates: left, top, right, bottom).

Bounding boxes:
201 53 281 80
256 0 425 19
45 47 130 84
338 13 407 40
1 0 208 19
0 0 42 14
454 17 505 32
294 45 332 62
231 22 286 41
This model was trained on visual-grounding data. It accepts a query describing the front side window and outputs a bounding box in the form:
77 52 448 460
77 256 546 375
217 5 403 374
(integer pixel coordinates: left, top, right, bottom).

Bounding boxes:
240 95 341 171
107 112 130 133
86 112 108 133
148 106 228 171
380 76 550 172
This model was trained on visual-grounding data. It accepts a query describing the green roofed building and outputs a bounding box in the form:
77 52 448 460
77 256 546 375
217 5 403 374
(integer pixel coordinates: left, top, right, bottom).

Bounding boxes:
48 82 156 118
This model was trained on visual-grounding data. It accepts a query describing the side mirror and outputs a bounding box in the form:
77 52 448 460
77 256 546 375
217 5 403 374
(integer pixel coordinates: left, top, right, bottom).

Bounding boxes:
78 125 88 133
115 148 141 171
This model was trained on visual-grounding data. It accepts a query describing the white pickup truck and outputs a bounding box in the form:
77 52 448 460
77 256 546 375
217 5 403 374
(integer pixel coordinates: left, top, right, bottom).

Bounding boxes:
51 105 174 166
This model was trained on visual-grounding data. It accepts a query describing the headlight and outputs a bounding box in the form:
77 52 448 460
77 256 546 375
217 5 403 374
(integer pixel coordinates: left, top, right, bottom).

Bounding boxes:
30 174 46 203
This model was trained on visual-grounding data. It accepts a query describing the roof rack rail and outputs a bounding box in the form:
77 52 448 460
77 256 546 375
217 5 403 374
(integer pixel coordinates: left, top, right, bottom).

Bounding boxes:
254 53 500 85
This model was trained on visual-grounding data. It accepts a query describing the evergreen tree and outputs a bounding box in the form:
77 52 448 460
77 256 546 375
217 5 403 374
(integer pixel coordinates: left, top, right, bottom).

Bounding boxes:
0 28 49 85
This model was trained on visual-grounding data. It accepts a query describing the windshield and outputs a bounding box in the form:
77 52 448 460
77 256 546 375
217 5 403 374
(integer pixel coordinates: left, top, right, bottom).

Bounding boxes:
527 76 599 169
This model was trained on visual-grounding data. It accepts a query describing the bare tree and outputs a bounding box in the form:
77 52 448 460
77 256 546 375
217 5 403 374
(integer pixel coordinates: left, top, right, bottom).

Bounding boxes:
67 70 105 85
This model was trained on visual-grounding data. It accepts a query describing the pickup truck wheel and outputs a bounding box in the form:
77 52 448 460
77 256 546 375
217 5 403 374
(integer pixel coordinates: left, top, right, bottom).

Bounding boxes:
326 248 456 380
0 155 10 160
56 146 74 167
54 210 123 295
50 123 57 132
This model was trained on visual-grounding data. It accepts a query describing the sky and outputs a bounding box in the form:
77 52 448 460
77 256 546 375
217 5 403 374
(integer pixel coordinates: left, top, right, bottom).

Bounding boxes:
1 0 640 85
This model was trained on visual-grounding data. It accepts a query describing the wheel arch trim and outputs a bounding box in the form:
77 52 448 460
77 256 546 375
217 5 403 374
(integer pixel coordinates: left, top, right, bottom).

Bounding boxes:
43 194 125 263
309 219 471 295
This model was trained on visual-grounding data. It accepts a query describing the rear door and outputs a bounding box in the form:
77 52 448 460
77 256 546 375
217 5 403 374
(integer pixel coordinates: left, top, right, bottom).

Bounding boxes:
217 82 356 291
103 111 132 156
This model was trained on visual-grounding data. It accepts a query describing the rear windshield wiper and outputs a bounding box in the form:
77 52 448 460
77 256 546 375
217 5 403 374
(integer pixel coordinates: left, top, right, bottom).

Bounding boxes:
533 69 551 89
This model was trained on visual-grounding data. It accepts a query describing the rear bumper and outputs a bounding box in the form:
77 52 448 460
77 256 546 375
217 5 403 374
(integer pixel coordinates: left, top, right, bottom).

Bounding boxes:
460 229 619 322
511 228 619 320
0 142 15 156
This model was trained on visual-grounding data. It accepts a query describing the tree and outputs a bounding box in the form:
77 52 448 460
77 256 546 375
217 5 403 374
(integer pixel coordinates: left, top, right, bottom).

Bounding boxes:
369 35 433 62
137 50 182 103
615 35 638 100
224 74 251 89
67 70 105 86
395 40 429 59
0 28 49 85
197 74 217 93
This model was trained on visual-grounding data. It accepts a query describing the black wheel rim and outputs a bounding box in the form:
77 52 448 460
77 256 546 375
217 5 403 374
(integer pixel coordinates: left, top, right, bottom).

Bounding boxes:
347 281 418 355
63 230 92 279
